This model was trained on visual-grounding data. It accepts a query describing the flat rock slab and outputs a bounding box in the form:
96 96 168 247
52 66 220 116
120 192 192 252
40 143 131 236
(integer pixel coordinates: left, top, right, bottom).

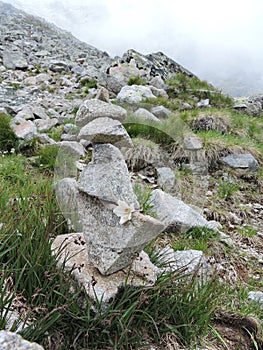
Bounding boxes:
75 99 127 127
149 189 217 233
78 117 133 148
78 143 139 208
51 233 159 305
0 331 44 350
220 153 258 171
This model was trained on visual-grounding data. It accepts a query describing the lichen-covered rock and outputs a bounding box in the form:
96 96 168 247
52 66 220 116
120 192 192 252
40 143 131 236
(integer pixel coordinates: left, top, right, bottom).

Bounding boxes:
156 167 175 191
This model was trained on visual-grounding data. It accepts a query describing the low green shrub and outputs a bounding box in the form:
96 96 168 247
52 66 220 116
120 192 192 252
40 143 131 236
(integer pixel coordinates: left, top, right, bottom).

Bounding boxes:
0 113 19 152
127 75 146 86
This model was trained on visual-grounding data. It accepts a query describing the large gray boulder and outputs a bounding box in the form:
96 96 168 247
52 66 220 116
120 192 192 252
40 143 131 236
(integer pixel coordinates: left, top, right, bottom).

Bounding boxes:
78 117 133 148
78 143 139 208
220 153 258 171
117 85 156 103
149 189 217 233
0 331 44 350
75 99 127 127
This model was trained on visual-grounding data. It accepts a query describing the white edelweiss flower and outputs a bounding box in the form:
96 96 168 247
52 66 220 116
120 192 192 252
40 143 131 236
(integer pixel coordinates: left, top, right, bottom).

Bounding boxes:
113 200 135 224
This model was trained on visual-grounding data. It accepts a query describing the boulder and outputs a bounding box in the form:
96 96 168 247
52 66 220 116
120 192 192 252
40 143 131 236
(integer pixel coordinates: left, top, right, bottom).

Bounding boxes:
150 105 172 119
78 117 133 148
0 331 44 350
75 99 127 127
57 141 86 158
149 86 168 98
2 50 28 69
95 86 110 102
149 76 167 90
248 291 263 308
34 118 58 132
117 85 156 103
49 60 70 72
149 189 217 233
133 108 160 123
220 153 258 171
52 233 159 306
54 178 83 232
183 135 203 150
78 143 139 208
11 120 37 141
157 246 209 276
197 99 210 108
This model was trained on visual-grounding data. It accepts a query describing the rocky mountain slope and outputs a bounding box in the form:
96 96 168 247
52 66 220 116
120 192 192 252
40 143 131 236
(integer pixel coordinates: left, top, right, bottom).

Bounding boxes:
0 2 262 350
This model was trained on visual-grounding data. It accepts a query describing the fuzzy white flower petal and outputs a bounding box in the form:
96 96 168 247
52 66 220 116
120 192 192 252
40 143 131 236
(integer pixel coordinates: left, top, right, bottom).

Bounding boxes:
113 200 135 224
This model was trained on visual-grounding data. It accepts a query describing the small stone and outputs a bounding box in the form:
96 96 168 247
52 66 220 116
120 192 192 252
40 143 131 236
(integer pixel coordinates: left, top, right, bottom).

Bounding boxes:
220 153 258 171
156 167 175 191
183 135 203 150
150 105 172 119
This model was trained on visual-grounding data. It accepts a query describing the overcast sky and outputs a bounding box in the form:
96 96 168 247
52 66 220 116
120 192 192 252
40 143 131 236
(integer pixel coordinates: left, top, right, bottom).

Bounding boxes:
3 0 263 95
